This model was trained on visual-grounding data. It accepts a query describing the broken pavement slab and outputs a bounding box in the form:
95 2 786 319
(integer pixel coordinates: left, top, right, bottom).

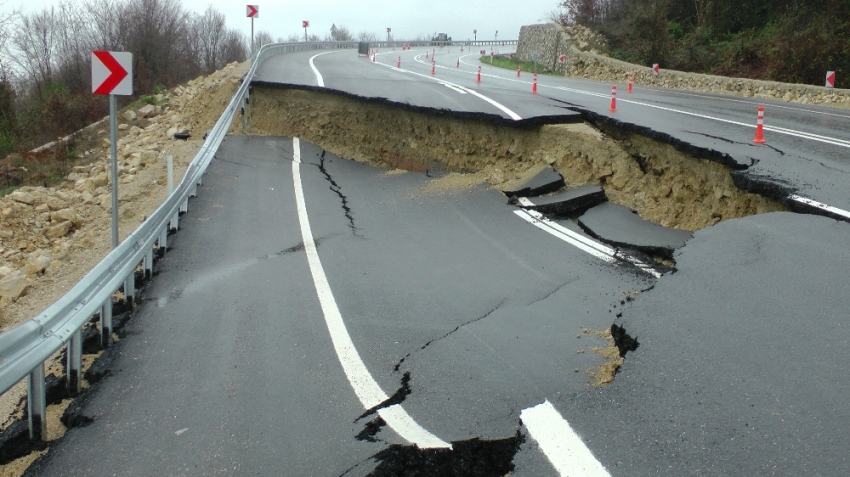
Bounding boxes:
503 167 565 198
518 185 607 216
578 202 693 257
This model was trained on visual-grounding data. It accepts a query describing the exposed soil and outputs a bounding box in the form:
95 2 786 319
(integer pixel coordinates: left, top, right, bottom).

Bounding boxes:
246 87 784 232
0 61 250 477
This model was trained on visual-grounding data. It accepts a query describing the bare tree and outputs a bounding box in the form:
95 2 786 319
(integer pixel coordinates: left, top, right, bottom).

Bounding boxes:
357 31 377 42
10 8 59 93
191 5 226 73
219 28 248 66
0 0 18 65
253 30 274 50
116 0 191 91
329 24 353 41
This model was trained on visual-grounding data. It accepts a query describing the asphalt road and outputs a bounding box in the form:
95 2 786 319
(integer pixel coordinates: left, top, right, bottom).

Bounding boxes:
26 47 850 476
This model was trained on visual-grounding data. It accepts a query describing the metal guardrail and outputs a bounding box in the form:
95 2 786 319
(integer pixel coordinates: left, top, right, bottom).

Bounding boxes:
1 38 519 441
0 40 370 441
368 40 518 49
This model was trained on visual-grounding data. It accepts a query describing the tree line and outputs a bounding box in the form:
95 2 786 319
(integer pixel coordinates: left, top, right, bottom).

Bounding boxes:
0 0 387 159
553 0 849 87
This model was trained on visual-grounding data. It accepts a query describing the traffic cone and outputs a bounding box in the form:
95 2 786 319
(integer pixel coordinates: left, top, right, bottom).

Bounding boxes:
397 56 401 68
609 85 617 111
517 65 521 77
426 51 429 59
477 66 481 83
753 106 766 143
532 73 538 94
456 58 460 68
627 73 633 93
372 53 376 63
431 60 436 75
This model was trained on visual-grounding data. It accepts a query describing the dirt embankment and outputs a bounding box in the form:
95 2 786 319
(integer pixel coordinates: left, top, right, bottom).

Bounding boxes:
247 87 783 231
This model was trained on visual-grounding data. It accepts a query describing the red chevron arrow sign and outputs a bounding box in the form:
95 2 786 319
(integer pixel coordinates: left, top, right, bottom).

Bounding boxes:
92 51 132 95
246 5 258 18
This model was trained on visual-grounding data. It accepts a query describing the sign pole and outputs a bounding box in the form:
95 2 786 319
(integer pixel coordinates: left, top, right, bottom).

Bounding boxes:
109 93 119 248
251 17 254 54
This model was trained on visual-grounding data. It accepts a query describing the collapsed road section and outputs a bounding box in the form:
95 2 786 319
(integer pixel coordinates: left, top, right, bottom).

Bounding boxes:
241 85 786 234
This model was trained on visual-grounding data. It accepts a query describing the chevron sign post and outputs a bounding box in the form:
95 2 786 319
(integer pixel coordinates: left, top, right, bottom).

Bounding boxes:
247 6 259 54
92 51 133 249
826 71 836 88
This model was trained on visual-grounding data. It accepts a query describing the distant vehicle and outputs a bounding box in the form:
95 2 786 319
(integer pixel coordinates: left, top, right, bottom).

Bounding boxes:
431 33 451 46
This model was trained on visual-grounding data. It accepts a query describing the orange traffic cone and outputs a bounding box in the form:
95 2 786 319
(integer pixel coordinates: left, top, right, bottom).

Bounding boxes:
476 66 481 83
431 60 436 75
753 106 766 143
517 65 521 77
627 73 633 93
609 85 617 111
397 56 401 68
532 73 538 94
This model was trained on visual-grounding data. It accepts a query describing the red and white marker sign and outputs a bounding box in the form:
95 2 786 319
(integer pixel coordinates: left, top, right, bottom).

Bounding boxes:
91 51 132 95
826 71 836 88
246 5 258 18
480 50 486 55
558 55 566 64
302 20 309 28
652 64 660 75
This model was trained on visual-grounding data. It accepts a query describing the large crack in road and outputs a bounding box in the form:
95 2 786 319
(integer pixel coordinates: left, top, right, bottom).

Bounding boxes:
245 86 787 233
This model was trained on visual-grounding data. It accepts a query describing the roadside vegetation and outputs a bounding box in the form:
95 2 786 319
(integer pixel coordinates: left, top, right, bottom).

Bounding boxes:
549 0 849 87
0 0 383 194
480 55 561 75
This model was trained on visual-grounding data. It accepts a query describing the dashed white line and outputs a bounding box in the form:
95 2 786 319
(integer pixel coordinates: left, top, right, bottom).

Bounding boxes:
291 137 451 449
373 52 522 120
521 400 612 477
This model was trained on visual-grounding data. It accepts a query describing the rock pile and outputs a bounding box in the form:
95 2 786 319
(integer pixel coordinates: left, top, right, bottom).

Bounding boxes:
0 61 248 322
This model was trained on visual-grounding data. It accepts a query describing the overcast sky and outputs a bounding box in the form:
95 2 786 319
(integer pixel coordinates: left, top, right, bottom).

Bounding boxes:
10 0 561 43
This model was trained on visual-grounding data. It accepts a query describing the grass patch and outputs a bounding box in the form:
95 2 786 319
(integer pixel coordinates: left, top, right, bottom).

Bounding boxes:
479 56 559 75
0 185 17 198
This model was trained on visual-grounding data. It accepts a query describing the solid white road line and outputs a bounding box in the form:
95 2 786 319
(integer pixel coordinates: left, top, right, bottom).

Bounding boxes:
291 137 451 449
448 54 850 150
521 400 611 477
789 194 850 220
309 51 340 87
515 198 661 278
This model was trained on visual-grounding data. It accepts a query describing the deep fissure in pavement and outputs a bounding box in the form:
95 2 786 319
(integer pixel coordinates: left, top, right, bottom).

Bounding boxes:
356 372 412 421
359 430 524 477
246 86 789 232
316 150 361 237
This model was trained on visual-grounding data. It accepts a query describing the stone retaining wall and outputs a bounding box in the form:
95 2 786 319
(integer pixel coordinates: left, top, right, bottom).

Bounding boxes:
517 23 850 109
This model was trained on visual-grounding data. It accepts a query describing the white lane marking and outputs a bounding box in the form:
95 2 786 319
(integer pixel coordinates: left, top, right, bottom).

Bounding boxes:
441 82 468 94
515 198 661 277
442 58 850 149
373 52 522 120
309 51 339 87
654 89 850 120
291 137 451 449
789 194 850 220
521 400 612 477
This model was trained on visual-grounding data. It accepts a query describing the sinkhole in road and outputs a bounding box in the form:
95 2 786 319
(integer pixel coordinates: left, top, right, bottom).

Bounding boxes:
242 86 786 232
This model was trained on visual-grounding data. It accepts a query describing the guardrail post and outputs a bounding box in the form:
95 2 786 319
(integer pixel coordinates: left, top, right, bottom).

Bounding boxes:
190 185 198 197
100 298 112 348
67 330 82 394
124 268 135 306
181 198 188 214
171 213 179 231
144 248 153 278
159 227 168 251
27 363 46 440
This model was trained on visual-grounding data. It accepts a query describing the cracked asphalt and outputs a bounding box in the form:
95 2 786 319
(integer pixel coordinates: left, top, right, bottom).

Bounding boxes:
23 48 850 476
